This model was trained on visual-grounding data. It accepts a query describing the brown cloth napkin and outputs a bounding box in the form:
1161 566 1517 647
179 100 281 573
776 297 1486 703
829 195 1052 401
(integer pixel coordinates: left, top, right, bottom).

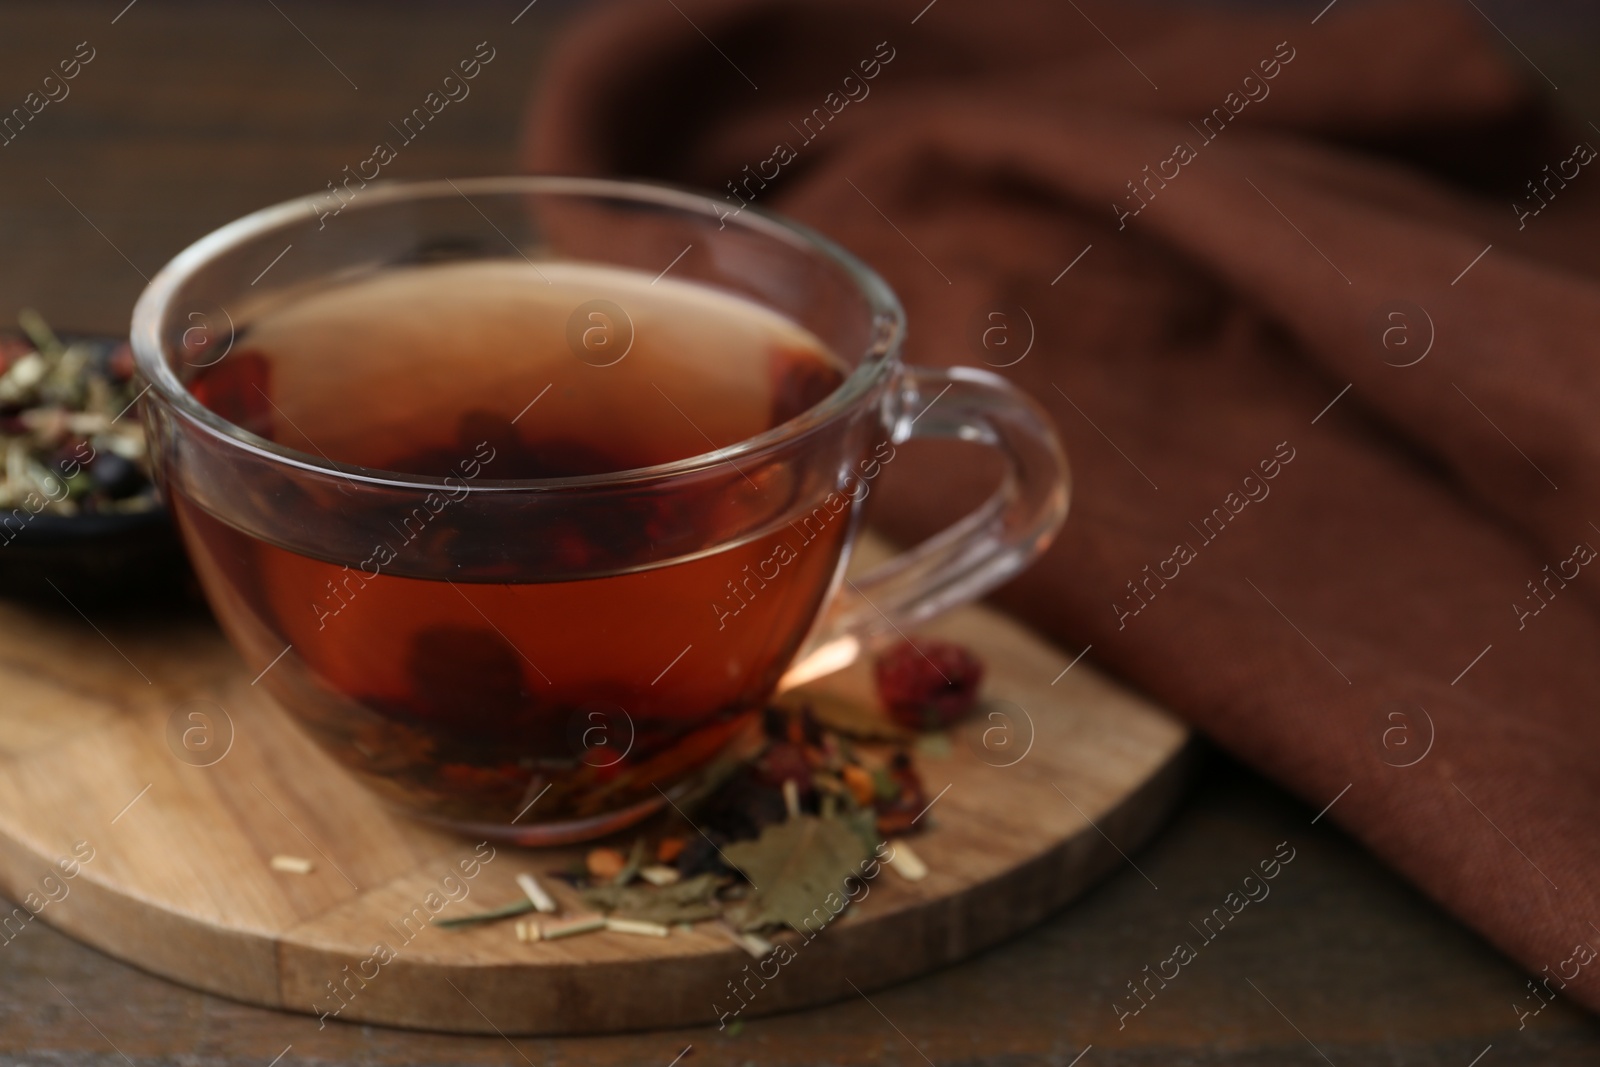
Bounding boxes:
524 0 1600 1014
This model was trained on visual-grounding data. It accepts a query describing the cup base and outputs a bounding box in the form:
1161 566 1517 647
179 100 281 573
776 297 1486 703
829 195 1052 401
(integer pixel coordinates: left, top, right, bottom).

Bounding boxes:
403 792 669 847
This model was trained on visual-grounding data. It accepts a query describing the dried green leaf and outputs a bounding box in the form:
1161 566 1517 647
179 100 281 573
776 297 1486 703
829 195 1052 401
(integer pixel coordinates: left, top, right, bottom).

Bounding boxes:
611 836 648 887
838 806 882 856
721 815 871 933
580 871 725 925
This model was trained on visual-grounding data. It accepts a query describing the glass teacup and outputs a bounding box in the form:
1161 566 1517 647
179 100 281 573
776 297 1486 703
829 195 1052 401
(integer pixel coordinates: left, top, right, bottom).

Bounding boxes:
131 177 1069 844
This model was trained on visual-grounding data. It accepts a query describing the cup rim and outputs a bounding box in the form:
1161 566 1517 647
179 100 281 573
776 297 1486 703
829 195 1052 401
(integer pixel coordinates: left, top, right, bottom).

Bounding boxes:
130 175 906 493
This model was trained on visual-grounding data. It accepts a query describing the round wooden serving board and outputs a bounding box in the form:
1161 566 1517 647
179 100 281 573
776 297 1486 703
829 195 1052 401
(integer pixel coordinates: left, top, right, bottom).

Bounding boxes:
0 575 1192 1035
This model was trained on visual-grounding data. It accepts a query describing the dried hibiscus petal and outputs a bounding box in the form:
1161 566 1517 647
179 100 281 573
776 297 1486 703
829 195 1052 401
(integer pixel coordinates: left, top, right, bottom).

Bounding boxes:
874 639 985 731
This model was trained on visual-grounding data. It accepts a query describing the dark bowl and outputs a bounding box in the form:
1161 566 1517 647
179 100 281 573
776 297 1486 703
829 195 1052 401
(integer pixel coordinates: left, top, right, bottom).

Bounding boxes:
0 331 191 609
0 507 190 608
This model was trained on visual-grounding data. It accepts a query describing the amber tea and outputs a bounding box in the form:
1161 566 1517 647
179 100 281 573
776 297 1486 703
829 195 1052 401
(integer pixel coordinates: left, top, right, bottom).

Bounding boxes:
173 260 860 834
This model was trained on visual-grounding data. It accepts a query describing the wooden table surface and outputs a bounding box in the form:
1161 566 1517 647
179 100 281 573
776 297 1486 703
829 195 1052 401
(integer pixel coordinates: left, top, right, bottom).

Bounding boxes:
2 2 1598 1063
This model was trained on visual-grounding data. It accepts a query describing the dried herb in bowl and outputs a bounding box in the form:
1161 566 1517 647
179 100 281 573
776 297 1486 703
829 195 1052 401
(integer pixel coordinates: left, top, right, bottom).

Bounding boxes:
0 312 188 606
0 310 155 517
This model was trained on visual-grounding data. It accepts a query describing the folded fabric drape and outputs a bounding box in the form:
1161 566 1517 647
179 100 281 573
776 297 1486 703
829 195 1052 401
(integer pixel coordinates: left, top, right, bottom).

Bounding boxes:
525 0 1600 1013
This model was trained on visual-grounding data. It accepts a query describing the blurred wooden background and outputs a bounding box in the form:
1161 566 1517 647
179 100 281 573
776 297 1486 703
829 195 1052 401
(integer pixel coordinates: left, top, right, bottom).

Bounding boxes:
1 1 1599 1063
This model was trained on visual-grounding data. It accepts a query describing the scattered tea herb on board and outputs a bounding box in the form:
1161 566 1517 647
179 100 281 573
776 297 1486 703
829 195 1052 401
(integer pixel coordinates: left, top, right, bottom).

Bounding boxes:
438 639 986 937
0 312 156 516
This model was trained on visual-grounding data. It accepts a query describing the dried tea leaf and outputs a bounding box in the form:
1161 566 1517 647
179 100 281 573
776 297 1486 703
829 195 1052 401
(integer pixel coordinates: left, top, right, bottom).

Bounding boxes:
838 806 882 856
610 836 648 887
432 896 537 929
721 815 871 932
580 871 725 925
776 689 910 742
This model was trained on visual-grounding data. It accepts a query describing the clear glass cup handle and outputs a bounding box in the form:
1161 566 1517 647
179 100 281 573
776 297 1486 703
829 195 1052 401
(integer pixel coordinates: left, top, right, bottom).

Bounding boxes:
783 364 1071 686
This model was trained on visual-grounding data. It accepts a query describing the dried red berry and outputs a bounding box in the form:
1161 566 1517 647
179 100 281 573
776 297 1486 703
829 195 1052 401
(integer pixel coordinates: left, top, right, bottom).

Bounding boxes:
874 639 985 731
757 741 814 793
